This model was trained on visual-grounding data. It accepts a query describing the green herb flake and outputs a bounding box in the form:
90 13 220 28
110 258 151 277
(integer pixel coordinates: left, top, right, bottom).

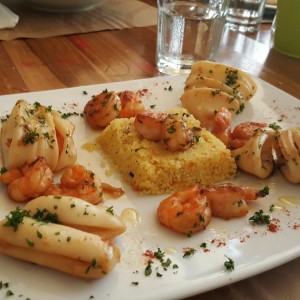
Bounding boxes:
37 231 43 239
183 247 196 258
164 85 173 91
234 154 241 161
3 208 30 231
144 262 152 276
167 125 176 134
225 69 238 86
259 186 270 197
236 103 245 115
85 258 99 274
269 123 282 131
22 129 39 145
187 231 193 237
26 239 34 248
32 208 58 223
249 209 271 225
6 290 14 297
269 204 275 212
106 206 114 215
0 281 10 289
224 256 235 271
0 166 7 174
156 272 163 277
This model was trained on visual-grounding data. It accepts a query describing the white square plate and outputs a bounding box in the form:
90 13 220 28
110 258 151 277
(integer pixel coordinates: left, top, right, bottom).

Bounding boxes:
0 75 299 300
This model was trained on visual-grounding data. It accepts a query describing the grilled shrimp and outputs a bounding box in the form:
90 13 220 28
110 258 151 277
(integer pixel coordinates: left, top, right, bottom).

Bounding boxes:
84 91 121 128
44 165 104 204
198 183 269 220
117 90 145 118
43 165 124 204
157 183 269 234
157 185 212 235
84 90 145 128
134 111 200 152
211 107 232 147
230 122 268 149
0 157 53 202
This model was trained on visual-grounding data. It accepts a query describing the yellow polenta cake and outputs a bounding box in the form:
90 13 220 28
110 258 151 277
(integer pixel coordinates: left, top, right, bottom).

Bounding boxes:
98 110 236 195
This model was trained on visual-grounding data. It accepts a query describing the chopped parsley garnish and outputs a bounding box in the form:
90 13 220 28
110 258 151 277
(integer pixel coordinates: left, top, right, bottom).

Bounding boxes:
32 208 58 223
106 206 114 215
167 125 176 134
156 272 163 277
200 242 207 248
236 103 245 115
211 89 221 96
269 204 275 212
0 166 7 174
183 247 196 258
144 248 177 277
131 282 139 286
249 209 271 225
61 112 80 119
3 208 30 231
164 85 173 91
194 135 200 142
6 290 14 297
224 256 235 271
26 239 34 248
0 281 10 289
225 69 238 86
45 106 52 112
269 123 282 131
85 258 99 274
22 129 39 145
258 186 270 197
144 262 152 276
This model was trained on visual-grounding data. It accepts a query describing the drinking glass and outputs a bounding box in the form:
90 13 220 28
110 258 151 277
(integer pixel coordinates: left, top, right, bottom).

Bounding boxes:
156 0 228 75
226 0 266 32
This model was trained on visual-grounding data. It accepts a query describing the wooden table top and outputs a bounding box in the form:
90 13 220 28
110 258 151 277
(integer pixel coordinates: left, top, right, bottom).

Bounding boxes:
0 1 299 299
1 2 299 99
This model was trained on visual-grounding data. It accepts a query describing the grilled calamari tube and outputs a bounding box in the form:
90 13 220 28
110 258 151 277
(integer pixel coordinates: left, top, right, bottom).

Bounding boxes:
0 212 120 279
0 100 77 172
24 195 126 239
231 129 275 179
277 128 300 183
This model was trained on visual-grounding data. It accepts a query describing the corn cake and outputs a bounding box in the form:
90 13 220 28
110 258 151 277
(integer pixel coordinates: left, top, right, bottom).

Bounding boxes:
98 111 236 195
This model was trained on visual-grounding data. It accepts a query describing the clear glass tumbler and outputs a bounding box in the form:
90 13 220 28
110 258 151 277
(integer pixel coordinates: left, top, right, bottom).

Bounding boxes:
156 0 228 75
